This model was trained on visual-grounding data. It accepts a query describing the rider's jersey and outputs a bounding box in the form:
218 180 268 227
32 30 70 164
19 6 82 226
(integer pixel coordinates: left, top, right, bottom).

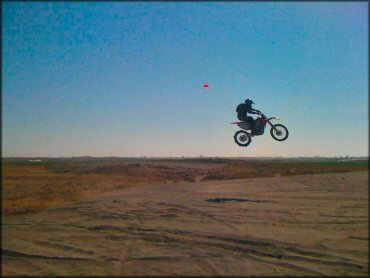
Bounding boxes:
236 103 253 117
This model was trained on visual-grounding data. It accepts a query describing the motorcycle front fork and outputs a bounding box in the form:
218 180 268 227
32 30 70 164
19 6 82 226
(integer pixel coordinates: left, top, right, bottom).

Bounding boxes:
267 121 277 131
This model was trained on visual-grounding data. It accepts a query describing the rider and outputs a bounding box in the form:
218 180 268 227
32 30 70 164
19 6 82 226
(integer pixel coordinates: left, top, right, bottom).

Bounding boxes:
236 99 261 131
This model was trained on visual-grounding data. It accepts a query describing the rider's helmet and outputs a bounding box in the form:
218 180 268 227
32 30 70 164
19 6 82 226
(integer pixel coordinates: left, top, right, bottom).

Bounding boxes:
245 99 254 106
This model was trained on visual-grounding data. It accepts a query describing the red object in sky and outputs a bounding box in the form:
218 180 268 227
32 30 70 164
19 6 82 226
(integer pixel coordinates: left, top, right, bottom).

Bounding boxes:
202 83 209 88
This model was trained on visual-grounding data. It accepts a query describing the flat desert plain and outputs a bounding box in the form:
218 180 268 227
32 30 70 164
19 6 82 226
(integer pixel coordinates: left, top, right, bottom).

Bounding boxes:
2 158 369 276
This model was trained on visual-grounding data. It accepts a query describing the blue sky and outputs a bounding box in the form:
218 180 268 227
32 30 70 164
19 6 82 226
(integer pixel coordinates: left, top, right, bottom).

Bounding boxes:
2 2 368 157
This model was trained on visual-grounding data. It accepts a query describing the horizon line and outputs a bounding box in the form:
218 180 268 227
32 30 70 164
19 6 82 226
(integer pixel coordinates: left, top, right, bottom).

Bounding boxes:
2 155 369 159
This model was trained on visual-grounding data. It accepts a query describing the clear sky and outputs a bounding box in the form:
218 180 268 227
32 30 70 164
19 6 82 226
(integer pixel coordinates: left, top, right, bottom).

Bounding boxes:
2 1 368 157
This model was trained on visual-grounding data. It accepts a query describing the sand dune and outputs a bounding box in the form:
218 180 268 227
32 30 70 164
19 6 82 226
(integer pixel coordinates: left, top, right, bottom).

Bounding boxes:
2 171 368 276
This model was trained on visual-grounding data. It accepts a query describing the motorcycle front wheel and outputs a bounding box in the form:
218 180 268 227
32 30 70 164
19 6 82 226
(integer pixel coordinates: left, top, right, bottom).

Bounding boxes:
234 130 252 147
270 124 289 141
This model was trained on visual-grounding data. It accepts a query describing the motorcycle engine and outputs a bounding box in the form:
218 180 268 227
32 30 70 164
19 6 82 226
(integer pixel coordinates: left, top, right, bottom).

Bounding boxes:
254 120 265 135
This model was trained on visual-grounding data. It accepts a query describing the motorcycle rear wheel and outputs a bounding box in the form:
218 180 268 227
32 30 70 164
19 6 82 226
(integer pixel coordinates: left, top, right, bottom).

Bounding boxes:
234 130 252 147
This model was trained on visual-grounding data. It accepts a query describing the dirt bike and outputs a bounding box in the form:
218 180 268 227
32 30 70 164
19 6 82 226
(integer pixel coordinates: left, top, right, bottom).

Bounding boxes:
231 112 289 147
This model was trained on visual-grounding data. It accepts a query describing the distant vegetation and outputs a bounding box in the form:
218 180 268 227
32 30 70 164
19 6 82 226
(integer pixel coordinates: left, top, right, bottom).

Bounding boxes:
200 159 368 181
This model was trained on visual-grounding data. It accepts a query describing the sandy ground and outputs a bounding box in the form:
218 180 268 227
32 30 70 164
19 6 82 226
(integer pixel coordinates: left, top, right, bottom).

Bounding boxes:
2 171 368 276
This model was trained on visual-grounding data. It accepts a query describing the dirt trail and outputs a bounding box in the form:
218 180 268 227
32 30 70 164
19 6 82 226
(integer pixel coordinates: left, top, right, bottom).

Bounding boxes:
2 171 368 276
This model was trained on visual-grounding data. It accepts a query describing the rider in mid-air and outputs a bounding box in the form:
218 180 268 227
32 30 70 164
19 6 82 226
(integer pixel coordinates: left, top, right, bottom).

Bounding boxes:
236 99 260 131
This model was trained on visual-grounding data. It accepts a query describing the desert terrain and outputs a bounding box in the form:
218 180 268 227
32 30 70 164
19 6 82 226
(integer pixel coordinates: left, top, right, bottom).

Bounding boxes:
2 158 369 276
